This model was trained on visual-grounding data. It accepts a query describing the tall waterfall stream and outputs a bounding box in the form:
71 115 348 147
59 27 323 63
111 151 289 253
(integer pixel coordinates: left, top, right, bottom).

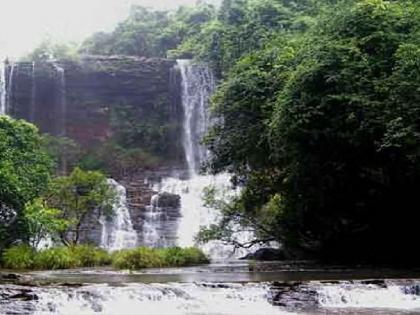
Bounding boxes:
141 60 255 259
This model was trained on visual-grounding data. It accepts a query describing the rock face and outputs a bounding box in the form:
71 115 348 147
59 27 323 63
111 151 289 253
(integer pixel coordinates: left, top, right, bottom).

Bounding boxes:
123 175 181 248
6 56 184 160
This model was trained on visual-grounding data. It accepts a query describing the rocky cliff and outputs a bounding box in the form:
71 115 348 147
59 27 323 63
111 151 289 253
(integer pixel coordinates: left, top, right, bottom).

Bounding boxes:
5 55 186 247
6 55 184 163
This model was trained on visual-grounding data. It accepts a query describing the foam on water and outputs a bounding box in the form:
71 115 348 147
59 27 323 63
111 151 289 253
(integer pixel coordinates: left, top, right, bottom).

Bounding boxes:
318 282 420 310
31 283 294 315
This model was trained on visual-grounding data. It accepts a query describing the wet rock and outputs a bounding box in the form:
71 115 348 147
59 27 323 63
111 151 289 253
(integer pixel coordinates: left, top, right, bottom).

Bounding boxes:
403 284 420 295
268 282 318 310
240 248 286 261
9 291 39 301
156 192 180 208
1 273 20 280
0 287 39 302
0 273 33 284
360 279 387 287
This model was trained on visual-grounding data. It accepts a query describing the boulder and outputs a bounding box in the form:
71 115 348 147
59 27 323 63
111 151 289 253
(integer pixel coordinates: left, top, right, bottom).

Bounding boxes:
240 248 286 261
156 192 180 208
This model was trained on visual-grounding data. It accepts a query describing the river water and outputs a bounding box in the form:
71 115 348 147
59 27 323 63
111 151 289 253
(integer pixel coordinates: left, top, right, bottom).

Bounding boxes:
2 261 420 314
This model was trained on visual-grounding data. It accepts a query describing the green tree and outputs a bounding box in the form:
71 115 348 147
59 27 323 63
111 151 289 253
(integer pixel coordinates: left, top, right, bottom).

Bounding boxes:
23 198 69 248
41 135 82 175
0 116 53 251
205 0 420 261
44 167 116 246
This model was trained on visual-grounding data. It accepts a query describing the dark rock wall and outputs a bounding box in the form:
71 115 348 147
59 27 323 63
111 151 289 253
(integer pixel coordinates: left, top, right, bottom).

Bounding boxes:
6 56 183 158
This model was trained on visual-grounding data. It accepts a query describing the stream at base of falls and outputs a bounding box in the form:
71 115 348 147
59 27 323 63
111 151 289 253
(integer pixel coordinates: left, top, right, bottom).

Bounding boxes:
3 261 420 315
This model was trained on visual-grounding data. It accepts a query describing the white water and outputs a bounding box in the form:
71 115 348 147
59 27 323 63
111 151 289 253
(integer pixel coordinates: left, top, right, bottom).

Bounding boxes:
178 59 214 175
3 281 420 314
31 283 292 315
30 61 36 122
318 282 420 310
0 62 6 115
142 194 166 247
6 63 15 114
142 60 256 259
53 63 66 137
101 179 138 251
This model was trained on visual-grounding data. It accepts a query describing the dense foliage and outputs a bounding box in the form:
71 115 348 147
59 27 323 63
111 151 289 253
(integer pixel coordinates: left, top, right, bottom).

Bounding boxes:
81 5 215 58
203 0 420 262
0 117 53 252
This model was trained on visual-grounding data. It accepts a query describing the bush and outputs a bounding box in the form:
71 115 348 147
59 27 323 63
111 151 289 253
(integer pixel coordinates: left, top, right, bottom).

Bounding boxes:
1 245 112 270
1 245 35 270
1 245 208 270
112 247 164 269
33 247 79 270
70 245 112 267
34 246 112 270
112 247 209 269
159 247 209 266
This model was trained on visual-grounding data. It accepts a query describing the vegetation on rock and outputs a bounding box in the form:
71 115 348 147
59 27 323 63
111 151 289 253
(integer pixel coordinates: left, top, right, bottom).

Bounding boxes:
43 167 116 246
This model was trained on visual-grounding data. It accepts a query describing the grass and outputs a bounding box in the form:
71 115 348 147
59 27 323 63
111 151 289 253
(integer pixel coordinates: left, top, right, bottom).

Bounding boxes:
1 245 112 270
0 245 209 270
111 247 209 269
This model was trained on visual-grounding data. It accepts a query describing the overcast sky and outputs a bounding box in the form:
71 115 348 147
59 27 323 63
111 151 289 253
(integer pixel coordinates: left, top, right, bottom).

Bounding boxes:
0 0 198 58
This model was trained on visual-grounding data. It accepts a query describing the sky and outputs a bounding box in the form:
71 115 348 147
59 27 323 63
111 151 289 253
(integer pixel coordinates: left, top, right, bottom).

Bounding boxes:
0 0 197 59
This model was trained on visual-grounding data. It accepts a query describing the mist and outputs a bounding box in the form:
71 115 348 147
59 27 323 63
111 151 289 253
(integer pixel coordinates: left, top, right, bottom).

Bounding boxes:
0 0 199 58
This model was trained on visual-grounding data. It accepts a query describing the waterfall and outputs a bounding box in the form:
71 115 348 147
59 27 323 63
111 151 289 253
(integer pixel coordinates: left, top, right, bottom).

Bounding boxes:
30 61 36 122
142 60 255 259
53 63 67 137
101 179 138 251
6 63 16 114
178 59 214 175
142 194 166 247
0 62 6 115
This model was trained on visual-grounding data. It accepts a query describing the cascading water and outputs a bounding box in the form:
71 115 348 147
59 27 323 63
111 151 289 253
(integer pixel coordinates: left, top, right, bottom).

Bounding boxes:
53 63 66 137
30 61 36 122
101 179 138 251
146 60 255 259
3 280 420 314
142 194 166 247
0 62 6 115
177 59 213 175
6 63 16 114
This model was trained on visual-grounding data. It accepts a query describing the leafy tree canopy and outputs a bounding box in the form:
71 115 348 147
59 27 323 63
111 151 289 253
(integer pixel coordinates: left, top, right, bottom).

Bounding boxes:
0 117 53 250
44 167 116 246
204 0 420 262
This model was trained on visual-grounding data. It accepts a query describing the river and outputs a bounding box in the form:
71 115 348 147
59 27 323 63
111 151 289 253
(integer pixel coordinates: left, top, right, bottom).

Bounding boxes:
2 261 420 314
